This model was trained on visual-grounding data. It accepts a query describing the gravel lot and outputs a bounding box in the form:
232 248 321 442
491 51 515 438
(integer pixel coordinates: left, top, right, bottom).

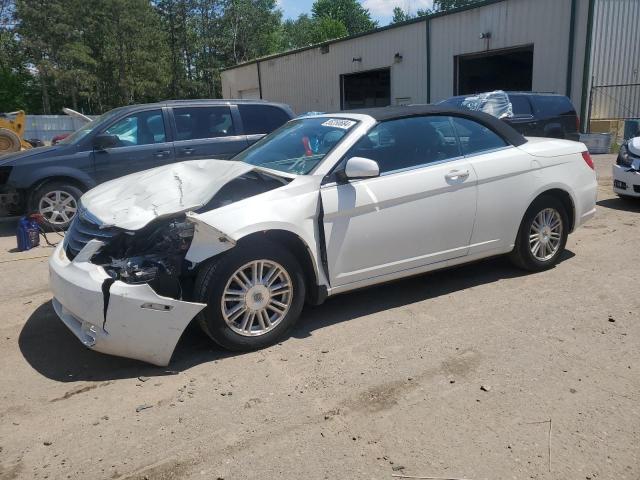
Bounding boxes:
0 154 638 480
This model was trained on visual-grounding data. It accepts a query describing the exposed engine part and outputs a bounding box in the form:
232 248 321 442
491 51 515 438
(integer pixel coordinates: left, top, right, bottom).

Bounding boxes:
86 171 289 300
93 216 195 299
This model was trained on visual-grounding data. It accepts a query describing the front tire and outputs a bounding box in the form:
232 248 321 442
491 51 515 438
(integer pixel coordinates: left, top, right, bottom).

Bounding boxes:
194 239 306 351
31 181 83 231
509 195 569 271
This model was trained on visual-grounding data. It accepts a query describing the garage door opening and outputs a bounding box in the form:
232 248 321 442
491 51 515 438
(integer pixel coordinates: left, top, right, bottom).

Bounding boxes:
455 45 534 95
341 68 390 110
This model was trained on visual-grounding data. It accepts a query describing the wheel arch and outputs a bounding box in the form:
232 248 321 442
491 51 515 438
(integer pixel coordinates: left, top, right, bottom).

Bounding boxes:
528 188 576 232
194 228 326 306
29 175 91 194
236 229 326 305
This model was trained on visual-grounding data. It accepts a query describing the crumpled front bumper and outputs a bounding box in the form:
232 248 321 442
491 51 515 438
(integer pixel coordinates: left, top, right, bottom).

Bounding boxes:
48 242 206 366
612 164 640 197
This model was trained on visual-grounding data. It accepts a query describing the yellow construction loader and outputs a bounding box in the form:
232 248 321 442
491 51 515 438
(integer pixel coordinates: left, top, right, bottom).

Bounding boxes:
0 111 32 154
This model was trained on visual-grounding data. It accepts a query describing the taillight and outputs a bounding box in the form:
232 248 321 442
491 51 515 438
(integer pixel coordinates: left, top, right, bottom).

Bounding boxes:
582 151 594 170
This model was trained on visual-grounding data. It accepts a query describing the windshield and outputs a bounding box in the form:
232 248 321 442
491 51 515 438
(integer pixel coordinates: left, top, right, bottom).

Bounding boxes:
59 107 125 145
234 117 358 175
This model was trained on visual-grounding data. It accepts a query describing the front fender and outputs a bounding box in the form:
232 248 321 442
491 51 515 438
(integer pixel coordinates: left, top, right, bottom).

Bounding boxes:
7 147 96 190
184 179 328 287
10 164 96 192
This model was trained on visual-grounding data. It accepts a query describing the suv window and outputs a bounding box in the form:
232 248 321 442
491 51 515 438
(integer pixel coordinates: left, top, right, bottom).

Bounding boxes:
346 116 461 174
105 110 166 146
239 104 291 135
509 95 533 115
533 95 575 116
451 117 508 156
173 106 235 141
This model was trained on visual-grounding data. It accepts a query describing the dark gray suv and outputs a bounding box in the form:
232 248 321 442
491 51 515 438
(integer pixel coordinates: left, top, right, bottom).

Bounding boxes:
0 100 294 229
439 92 580 142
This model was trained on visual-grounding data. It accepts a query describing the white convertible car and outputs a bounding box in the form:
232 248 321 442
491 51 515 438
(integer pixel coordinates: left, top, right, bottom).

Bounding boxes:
49 106 597 365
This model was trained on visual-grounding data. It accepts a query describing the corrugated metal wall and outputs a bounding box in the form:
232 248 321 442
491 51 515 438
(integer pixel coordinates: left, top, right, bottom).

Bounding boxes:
221 62 260 100
429 0 575 103
589 0 640 120
260 21 427 114
24 115 95 144
222 0 594 117
222 21 427 114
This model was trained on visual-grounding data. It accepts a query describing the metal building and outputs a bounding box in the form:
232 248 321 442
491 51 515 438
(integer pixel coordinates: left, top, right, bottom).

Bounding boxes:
221 0 639 130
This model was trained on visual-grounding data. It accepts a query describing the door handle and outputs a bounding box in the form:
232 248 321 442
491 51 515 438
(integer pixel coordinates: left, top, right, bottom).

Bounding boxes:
445 169 470 181
153 150 171 158
181 147 195 155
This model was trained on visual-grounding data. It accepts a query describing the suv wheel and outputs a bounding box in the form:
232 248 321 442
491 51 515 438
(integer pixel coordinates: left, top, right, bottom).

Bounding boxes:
31 182 83 231
194 239 306 351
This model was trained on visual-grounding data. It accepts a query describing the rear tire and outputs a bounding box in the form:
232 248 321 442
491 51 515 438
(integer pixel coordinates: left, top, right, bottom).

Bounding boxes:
30 181 83 231
194 239 306 351
509 195 569 272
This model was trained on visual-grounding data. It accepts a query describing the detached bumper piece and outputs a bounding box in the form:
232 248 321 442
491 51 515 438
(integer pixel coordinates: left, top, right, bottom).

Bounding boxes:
49 242 205 366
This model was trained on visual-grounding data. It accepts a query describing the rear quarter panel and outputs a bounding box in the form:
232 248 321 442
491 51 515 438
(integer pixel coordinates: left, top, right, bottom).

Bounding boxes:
470 142 596 256
469 146 541 255
519 139 597 229
519 150 597 233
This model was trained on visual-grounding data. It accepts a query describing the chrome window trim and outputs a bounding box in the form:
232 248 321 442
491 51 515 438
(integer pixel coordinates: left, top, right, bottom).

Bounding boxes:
462 145 513 159
319 145 515 189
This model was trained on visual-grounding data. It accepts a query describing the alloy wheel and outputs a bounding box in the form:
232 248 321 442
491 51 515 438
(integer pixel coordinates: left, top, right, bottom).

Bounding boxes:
529 208 563 261
221 260 293 337
38 190 78 225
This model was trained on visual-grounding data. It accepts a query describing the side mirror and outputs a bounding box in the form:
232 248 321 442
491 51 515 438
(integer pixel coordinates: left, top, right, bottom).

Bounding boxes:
93 134 119 150
343 156 380 180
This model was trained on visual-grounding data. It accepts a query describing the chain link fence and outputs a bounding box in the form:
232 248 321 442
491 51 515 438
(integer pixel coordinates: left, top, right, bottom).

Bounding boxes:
589 83 640 121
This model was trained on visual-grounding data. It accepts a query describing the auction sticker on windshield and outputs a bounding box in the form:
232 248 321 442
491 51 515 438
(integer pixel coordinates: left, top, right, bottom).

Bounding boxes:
322 119 356 129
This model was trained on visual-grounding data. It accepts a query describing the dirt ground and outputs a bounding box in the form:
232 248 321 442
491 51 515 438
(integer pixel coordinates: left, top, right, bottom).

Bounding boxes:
0 154 638 480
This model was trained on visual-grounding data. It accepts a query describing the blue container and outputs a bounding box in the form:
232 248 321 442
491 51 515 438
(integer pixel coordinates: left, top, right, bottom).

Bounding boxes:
16 216 40 251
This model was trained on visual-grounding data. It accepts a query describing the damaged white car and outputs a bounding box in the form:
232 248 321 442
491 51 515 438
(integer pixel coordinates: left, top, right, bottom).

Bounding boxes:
613 136 640 198
49 106 597 366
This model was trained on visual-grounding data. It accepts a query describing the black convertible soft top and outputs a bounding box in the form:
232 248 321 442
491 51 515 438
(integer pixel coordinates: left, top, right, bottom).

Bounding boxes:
344 104 528 147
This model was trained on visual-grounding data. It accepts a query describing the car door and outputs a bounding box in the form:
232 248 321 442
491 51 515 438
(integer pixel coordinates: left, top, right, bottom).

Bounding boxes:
92 108 174 183
171 105 248 160
450 115 534 256
237 104 293 146
320 115 478 287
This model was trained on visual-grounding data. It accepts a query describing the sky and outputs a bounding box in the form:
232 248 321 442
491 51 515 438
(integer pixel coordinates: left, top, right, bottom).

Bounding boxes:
277 0 435 25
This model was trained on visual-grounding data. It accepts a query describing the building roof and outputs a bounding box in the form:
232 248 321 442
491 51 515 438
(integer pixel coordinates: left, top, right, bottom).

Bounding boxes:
222 0 508 72
345 104 527 147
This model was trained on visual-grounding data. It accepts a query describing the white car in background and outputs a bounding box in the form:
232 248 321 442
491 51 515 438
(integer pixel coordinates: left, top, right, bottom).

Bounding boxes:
49 106 598 366
613 136 640 198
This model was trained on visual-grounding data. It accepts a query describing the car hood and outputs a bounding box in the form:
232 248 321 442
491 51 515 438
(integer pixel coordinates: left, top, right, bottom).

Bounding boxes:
81 159 267 230
0 145 64 165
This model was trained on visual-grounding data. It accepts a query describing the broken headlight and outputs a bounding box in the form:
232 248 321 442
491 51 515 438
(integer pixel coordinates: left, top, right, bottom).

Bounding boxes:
617 144 640 170
617 146 632 167
95 217 195 298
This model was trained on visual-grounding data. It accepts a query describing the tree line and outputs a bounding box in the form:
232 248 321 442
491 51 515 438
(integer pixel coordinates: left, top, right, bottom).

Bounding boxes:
0 0 479 115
